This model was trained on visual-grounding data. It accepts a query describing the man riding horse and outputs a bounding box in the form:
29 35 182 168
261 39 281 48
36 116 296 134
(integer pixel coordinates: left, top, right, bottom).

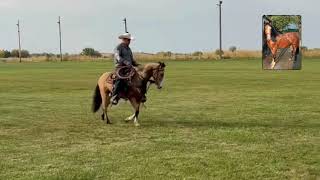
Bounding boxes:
111 33 147 105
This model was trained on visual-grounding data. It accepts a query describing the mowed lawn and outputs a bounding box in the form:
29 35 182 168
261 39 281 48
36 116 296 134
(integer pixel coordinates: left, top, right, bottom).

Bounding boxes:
0 59 319 179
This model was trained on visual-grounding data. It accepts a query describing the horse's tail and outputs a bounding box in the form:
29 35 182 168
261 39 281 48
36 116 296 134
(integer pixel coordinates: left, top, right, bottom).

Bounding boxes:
296 45 300 55
92 84 102 113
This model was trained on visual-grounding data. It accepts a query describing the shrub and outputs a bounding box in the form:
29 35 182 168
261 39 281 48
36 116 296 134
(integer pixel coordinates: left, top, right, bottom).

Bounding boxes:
11 49 30 58
215 49 224 56
229 46 237 53
81 48 102 57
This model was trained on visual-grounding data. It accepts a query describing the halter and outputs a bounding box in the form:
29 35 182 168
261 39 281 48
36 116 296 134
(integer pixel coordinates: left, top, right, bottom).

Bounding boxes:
151 65 164 84
146 65 165 91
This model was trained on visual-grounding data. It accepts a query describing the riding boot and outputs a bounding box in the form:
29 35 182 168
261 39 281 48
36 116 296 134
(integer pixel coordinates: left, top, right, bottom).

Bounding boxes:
111 79 121 105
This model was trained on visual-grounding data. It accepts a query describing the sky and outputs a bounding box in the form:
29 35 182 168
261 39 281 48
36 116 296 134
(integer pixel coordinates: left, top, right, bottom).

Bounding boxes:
0 0 319 54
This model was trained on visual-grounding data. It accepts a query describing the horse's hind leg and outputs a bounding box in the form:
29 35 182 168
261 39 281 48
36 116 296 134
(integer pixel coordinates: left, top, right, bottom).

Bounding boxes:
270 47 277 69
104 95 112 124
100 87 112 124
290 45 298 62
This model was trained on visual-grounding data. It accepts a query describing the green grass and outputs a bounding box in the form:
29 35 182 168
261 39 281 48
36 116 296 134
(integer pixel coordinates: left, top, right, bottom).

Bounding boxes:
0 59 319 179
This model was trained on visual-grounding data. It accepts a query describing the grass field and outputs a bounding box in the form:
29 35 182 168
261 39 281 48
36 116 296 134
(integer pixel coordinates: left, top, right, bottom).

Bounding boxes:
0 59 319 179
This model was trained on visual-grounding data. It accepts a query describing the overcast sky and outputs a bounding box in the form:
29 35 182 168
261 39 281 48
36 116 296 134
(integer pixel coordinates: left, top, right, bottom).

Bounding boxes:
0 0 319 54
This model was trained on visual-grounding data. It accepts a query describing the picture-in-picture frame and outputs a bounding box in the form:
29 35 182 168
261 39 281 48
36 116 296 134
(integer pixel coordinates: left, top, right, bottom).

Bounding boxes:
262 15 302 70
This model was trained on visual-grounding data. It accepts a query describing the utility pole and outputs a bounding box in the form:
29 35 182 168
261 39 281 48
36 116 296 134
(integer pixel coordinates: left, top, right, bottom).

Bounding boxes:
58 16 62 61
16 20 22 63
217 1 223 59
123 18 128 33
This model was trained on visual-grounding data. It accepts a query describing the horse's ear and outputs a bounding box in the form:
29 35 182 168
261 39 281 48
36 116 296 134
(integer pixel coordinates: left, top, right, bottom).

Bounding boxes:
159 62 166 68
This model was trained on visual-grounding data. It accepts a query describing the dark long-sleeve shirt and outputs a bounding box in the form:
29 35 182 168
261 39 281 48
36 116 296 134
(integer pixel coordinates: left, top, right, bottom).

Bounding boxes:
114 43 135 67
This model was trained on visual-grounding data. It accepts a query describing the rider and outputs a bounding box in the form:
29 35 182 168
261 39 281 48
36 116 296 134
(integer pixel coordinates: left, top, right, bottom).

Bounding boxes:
111 33 146 105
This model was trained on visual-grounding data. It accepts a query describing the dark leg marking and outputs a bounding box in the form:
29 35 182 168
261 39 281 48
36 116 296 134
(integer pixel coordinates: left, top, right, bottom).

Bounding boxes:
135 110 140 119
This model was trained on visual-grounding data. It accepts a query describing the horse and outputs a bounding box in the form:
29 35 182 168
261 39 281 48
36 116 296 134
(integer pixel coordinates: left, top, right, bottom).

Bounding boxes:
264 22 300 69
92 62 166 126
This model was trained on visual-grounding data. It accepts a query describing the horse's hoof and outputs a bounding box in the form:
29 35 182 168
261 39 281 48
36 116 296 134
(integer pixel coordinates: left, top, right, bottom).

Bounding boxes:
124 118 131 122
134 123 140 127
106 120 112 124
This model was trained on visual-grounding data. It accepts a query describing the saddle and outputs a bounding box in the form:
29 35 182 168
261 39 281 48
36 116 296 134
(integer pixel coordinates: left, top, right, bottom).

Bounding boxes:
107 66 141 101
107 66 136 85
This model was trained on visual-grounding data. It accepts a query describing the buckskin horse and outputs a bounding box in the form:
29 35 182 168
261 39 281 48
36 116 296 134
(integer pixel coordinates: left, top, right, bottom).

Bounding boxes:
92 62 166 126
264 22 300 69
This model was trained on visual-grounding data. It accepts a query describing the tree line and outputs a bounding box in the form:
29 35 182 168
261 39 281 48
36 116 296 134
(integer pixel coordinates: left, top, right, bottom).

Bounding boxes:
0 48 102 58
0 49 30 58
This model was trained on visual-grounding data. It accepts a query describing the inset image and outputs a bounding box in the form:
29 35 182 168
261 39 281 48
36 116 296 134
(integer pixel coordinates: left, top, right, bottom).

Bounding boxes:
262 15 302 70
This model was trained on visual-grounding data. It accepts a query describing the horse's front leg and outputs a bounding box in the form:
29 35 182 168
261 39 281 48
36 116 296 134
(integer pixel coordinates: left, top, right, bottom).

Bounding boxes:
270 47 277 69
129 98 141 127
101 88 112 124
104 95 112 124
271 54 276 69
125 113 135 122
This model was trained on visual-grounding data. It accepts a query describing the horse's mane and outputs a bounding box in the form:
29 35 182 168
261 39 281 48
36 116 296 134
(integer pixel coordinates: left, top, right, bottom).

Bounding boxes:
270 24 281 37
263 16 282 38
135 63 160 79
142 63 160 71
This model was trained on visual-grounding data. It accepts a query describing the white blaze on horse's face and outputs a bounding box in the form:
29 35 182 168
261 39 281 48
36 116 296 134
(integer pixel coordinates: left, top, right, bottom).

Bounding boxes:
153 63 165 89
155 70 164 89
265 24 272 40
159 77 164 89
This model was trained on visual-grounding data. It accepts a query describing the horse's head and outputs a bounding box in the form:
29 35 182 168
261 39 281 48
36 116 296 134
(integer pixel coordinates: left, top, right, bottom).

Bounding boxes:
147 62 166 89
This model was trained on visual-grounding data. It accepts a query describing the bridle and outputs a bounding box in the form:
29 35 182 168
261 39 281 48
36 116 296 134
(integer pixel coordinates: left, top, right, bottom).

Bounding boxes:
152 66 164 83
146 65 165 90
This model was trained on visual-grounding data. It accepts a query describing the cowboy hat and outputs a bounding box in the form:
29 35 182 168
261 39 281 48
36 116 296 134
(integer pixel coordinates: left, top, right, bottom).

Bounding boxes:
118 33 135 40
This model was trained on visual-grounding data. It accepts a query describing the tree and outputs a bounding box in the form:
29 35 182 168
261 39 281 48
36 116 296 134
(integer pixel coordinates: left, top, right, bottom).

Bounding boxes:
215 49 224 56
4 50 11 58
21 50 30 58
11 49 30 58
11 49 19 57
301 46 308 51
0 50 4 58
81 48 102 57
229 46 237 53
268 15 300 32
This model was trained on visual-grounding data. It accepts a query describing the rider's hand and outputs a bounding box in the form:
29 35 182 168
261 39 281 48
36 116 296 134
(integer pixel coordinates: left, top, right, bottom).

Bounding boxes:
123 60 130 66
